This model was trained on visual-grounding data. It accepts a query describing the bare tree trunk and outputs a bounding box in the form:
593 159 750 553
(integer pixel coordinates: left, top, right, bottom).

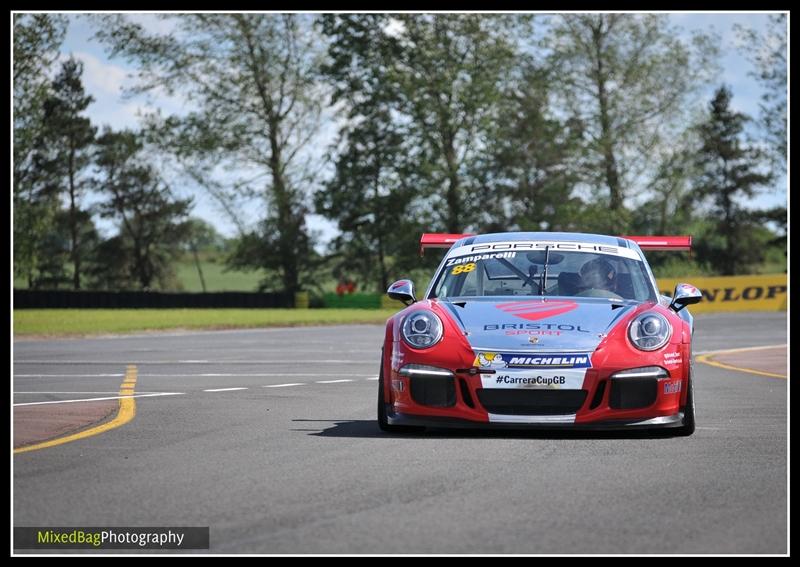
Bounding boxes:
444 136 461 233
592 21 623 213
373 160 388 292
67 147 80 290
191 241 207 292
268 121 299 294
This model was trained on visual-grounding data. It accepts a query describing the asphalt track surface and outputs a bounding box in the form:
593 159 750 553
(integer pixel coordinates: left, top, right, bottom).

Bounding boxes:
13 312 787 554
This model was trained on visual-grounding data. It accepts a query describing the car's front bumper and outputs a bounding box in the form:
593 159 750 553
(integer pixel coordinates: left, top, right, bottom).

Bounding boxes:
386 405 685 431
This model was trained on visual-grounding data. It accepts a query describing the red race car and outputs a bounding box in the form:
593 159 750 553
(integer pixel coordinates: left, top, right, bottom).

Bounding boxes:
378 232 702 435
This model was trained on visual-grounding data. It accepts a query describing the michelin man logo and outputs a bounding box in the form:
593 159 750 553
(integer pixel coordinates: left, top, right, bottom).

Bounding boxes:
475 352 508 369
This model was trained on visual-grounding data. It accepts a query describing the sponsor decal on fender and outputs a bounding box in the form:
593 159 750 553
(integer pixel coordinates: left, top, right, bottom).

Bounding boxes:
663 380 682 395
474 351 592 369
391 347 404 369
663 352 682 367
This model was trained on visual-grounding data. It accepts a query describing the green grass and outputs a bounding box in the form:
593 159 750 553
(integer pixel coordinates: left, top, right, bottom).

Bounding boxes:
174 259 263 291
14 308 402 337
13 256 265 292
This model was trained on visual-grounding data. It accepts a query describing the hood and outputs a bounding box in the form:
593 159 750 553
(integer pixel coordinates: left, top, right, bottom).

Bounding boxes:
438 297 640 353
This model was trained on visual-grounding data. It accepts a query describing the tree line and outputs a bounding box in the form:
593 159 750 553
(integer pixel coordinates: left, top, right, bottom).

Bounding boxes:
13 13 787 294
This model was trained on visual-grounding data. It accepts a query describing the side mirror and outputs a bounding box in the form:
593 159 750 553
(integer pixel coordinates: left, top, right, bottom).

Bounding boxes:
669 283 702 313
387 279 416 306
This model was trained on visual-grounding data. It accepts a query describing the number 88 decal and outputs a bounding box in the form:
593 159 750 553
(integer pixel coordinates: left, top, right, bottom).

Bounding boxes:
451 262 477 275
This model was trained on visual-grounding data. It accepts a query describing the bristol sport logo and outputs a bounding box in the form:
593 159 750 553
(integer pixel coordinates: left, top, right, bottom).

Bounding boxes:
495 300 578 321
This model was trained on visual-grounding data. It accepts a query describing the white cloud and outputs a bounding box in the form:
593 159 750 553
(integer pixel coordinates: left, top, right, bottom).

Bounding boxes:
125 14 179 36
67 50 129 96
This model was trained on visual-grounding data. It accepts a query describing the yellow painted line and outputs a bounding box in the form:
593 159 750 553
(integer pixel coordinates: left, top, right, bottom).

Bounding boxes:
696 345 787 379
697 343 787 355
14 365 138 454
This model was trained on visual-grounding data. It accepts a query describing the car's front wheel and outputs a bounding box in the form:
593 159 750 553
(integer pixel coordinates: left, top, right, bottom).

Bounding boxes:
674 372 696 437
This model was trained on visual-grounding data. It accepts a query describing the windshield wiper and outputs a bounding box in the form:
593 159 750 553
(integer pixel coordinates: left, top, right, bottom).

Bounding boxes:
497 257 538 290
540 245 551 297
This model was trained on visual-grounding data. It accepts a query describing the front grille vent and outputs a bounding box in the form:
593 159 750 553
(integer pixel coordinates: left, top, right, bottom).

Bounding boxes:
477 389 587 415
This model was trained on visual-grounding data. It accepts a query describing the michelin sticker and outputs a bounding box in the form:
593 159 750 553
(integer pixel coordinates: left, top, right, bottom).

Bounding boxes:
473 352 592 369
475 351 591 390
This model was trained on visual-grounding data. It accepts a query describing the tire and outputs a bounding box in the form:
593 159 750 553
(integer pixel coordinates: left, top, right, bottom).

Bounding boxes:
377 353 425 433
674 372 696 437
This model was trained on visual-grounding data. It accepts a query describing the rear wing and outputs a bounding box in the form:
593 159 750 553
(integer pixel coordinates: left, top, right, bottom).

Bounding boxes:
420 233 475 256
622 235 692 251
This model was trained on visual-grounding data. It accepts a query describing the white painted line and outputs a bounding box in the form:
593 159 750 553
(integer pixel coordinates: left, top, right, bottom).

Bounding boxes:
316 379 354 384
14 391 161 395
203 387 248 392
13 392 185 407
365 377 379 380
14 360 366 365
136 373 377 378
15 374 125 378
263 383 305 388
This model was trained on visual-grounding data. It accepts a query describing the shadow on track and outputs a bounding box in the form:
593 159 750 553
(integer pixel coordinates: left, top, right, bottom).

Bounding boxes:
291 419 680 440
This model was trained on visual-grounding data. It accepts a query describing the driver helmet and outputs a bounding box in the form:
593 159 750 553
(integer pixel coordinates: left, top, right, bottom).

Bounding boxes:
580 258 617 291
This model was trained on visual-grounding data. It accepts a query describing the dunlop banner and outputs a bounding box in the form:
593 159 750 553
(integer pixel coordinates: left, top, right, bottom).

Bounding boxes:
658 274 787 313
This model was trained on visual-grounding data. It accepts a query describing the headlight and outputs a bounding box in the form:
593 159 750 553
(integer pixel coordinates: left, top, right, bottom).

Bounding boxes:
401 311 443 349
628 312 671 351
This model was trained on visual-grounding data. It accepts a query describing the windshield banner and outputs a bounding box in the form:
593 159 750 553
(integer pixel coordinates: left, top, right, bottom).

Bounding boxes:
446 241 642 261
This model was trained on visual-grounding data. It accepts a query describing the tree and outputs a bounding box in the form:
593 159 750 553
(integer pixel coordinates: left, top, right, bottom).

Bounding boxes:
94 128 193 290
183 218 225 292
391 14 521 233
13 14 67 287
317 14 526 289
13 14 67 188
735 14 787 172
545 14 719 231
692 87 773 275
95 14 325 294
473 62 585 234
34 209 101 289
315 113 428 291
630 126 701 238
317 15 435 291
32 57 97 289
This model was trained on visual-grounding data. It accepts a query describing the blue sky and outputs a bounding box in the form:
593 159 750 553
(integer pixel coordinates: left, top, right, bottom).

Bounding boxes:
54 12 787 241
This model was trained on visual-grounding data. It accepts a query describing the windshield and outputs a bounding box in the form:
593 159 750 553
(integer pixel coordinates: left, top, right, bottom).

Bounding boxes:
431 245 656 302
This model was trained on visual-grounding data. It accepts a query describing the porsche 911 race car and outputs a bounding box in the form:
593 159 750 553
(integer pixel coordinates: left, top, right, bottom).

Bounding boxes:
378 232 702 435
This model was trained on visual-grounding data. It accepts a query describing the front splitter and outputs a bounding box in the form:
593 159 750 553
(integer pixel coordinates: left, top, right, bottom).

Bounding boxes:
386 406 684 431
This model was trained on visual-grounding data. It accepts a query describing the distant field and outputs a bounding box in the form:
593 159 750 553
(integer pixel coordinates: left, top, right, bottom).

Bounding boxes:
174 259 262 291
14 308 401 337
14 259 264 292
